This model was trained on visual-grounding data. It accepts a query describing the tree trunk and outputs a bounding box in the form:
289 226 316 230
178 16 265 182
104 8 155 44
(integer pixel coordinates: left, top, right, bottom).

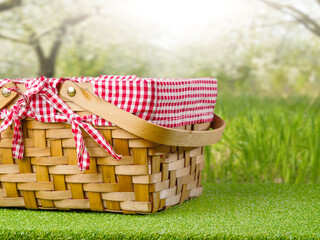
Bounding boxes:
38 58 55 78
0 13 88 78
0 0 21 12
34 37 61 78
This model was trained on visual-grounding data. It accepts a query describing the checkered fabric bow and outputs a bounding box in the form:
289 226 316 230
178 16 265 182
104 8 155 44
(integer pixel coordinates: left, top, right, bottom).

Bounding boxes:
0 76 121 170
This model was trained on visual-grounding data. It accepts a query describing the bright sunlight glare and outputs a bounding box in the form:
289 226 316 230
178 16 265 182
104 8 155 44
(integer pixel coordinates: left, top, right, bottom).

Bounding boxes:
130 1 252 28
118 0 256 47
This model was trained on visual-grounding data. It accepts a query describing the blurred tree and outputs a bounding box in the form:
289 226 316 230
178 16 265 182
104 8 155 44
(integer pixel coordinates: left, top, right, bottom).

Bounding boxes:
0 0 21 12
0 1 89 77
261 0 320 38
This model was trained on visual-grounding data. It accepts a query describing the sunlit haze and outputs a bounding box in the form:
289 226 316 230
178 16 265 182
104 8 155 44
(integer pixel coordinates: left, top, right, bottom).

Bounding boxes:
96 0 259 48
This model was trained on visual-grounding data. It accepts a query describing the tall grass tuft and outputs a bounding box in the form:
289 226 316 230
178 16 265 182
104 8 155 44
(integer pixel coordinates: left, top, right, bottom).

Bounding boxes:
204 94 320 183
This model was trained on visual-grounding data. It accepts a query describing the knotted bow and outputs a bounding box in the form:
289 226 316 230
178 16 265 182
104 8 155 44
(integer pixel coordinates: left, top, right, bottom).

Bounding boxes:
0 77 121 170
0 86 30 159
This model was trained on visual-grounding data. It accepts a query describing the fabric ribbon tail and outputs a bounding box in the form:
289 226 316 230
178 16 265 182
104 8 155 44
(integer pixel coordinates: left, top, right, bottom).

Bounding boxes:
79 141 90 171
70 121 91 171
79 121 122 160
0 112 14 138
12 119 24 159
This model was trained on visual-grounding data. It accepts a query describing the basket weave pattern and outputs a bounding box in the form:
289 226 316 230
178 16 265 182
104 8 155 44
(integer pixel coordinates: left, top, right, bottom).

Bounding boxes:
0 99 207 213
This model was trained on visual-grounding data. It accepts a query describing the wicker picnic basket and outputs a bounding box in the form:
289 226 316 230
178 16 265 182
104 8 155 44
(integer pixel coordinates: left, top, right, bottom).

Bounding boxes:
0 77 225 214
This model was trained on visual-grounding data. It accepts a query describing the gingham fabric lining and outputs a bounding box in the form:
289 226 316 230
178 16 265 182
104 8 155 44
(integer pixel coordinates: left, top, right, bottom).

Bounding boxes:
89 75 217 128
0 75 217 128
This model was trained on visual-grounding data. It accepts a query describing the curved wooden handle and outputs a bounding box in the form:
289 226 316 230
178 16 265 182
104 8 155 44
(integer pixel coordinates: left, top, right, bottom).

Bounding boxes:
60 81 225 147
0 81 19 110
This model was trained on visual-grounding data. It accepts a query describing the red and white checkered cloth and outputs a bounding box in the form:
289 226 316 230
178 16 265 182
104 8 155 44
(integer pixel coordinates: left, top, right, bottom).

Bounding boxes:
0 75 217 170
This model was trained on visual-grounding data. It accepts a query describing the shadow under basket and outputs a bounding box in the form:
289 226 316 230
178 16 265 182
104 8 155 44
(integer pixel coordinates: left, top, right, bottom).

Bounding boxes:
0 81 225 214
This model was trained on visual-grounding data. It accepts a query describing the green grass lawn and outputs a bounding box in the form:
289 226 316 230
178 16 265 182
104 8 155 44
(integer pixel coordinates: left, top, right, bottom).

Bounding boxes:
0 183 319 239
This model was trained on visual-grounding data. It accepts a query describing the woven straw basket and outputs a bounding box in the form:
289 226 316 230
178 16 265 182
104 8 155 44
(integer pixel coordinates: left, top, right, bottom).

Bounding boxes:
0 80 225 214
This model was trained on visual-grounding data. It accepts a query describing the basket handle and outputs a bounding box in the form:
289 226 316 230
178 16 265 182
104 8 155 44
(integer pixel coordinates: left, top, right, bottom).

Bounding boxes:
0 81 19 110
60 81 225 147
